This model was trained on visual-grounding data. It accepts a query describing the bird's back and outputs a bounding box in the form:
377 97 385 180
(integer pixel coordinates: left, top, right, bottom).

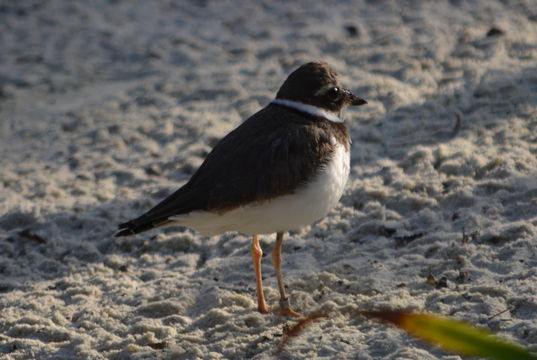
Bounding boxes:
116 103 348 237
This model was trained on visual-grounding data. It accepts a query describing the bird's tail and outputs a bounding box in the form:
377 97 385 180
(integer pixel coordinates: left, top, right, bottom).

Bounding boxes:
115 217 172 237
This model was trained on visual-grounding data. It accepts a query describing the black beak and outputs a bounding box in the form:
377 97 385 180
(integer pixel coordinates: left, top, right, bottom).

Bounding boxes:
345 89 367 106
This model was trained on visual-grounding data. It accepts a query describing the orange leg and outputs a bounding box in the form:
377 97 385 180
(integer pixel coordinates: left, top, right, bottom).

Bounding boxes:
251 235 269 314
271 232 300 317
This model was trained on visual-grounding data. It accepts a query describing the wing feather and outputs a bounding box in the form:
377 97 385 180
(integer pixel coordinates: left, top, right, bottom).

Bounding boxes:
115 104 344 236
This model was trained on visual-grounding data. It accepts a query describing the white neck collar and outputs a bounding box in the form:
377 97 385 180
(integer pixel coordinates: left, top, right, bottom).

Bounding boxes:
271 98 344 123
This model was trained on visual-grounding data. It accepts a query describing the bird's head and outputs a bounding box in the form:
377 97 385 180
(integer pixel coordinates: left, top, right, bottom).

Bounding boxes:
275 62 367 121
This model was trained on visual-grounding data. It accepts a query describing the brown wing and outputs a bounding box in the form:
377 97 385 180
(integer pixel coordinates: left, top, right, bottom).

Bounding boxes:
115 104 347 236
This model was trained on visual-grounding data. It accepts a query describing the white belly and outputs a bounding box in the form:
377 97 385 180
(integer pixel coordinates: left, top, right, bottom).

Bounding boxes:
170 143 350 236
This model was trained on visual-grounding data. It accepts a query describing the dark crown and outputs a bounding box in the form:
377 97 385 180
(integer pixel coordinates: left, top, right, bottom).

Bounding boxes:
276 62 363 113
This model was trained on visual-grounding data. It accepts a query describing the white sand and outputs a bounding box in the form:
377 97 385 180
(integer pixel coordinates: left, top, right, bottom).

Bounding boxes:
1 0 537 359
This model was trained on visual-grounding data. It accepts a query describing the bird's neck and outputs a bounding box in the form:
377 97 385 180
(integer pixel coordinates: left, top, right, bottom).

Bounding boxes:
271 98 344 123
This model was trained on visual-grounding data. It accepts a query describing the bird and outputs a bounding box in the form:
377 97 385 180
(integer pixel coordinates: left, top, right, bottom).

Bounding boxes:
116 61 367 316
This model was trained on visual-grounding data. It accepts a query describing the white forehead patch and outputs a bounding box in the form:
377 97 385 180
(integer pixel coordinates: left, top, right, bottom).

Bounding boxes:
271 98 344 123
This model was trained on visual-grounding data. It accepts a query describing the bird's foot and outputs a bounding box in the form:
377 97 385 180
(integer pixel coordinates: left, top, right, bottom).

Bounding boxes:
258 306 270 314
257 301 270 314
278 297 301 317
279 308 301 317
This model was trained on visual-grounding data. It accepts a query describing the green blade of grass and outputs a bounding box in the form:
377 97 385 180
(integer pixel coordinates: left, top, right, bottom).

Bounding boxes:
360 310 537 360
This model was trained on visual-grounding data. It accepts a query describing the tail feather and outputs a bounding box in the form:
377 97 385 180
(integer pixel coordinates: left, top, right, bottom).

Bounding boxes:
115 217 172 237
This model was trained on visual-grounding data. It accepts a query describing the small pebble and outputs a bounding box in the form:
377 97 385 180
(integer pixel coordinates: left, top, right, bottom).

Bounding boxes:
486 27 504 37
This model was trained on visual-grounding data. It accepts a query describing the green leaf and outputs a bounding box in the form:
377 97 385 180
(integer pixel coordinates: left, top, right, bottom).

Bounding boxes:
360 310 537 360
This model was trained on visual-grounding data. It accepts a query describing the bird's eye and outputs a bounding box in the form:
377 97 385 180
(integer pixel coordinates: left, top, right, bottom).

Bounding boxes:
327 87 339 99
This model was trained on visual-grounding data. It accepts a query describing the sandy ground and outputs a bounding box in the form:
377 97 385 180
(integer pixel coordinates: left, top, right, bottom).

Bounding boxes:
1 0 537 359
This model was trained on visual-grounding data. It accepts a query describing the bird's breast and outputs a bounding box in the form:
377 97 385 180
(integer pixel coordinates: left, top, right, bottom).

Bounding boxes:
237 140 350 234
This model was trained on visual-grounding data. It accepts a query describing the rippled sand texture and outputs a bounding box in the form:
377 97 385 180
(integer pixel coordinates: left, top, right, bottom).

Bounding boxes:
1 1 537 359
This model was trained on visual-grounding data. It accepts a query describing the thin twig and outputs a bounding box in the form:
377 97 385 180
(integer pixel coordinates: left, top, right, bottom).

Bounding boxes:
488 308 512 320
277 313 329 354
451 111 462 138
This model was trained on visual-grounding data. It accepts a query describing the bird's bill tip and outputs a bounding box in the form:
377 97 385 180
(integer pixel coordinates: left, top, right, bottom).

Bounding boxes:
344 89 367 106
352 97 367 106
